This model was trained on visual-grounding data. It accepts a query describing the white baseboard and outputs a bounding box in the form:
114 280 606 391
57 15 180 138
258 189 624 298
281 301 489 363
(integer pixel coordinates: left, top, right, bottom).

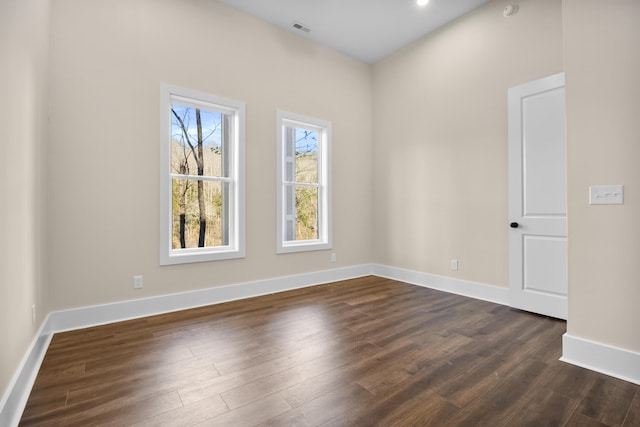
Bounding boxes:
561 333 640 386
47 264 509 335
372 264 510 305
0 316 53 427
49 264 374 333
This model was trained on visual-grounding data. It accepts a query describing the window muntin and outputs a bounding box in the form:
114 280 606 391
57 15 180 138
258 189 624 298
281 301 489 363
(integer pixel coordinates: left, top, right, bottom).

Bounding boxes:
277 111 331 253
161 85 245 265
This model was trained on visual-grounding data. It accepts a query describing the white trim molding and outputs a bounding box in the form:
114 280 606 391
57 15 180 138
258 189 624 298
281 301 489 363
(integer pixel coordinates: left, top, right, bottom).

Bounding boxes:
561 333 640 386
0 316 53 427
372 264 510 305
50 264 372 332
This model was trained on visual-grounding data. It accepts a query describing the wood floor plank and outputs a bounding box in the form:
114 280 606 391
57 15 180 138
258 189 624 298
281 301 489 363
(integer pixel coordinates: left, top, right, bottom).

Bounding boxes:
65 356 220 407
543 362 599 400
373 390 460 427
564 412 611 427
354 344 427 396
177 337 376 407
351 351 485 425
19 276 639 427
279 339 419 408
131 394 229 427
434 349 516 408
441 358 554 426
576 376 638 426
208 332 345 376
259 383 373 427
21 390 183 427
220 340 377 410
195 393 292 427
407 331 475 361
622 394 640 427
508 389 578 427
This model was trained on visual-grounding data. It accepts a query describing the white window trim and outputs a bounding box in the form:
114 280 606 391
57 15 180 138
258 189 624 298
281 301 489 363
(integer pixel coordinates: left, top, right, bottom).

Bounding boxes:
160 84 245 265
276 110 332 254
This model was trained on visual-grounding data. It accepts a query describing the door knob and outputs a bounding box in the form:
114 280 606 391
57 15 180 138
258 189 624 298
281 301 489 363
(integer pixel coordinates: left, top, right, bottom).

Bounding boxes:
510 222 519 228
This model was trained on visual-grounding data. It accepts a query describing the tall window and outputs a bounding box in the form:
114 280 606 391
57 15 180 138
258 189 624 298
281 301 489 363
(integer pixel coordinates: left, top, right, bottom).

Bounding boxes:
277 111 332 253
160 84 245 265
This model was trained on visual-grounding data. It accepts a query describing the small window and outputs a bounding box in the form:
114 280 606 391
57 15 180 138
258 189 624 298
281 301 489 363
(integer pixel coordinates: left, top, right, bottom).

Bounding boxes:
160 84 245 265
276 110 332 253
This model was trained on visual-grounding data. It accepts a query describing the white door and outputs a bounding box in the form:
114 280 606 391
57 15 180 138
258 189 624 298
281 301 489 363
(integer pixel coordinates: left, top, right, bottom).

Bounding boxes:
508 73 567 320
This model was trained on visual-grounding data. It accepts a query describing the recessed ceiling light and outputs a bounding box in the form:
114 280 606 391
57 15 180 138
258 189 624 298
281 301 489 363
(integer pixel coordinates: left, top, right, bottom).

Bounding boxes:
417 0 429 6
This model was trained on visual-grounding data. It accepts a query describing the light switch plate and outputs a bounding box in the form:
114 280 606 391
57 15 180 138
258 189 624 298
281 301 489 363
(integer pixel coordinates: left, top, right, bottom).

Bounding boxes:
589 185 624 205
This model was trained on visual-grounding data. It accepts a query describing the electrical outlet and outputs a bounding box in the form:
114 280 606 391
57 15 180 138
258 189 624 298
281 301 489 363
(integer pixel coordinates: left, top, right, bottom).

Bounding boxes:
331 253 337 263
31 304 36 325
450 259 459 271
133 275 143 289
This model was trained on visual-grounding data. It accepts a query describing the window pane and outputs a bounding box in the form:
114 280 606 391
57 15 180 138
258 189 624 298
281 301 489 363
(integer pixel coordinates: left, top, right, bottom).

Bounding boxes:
172 179 228 249
294 186 318 241
294 128 318 184
170 103 226 177
277 111 330 254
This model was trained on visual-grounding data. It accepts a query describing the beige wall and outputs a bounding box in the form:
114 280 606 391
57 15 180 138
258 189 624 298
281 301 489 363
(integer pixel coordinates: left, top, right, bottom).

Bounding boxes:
46 0 373 310
0 0 50 400
372 0 563 286
564 0 640 352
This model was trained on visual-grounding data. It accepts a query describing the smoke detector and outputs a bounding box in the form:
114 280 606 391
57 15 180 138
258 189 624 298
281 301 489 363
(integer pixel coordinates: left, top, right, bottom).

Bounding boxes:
503 4 519 17
292 21 311 33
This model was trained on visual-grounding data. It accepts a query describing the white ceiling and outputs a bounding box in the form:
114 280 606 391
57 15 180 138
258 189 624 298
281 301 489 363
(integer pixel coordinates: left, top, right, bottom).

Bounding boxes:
216 0 492 64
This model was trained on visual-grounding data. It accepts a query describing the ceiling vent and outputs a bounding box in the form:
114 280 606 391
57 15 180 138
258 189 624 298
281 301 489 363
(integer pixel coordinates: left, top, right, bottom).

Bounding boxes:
292 21 311 33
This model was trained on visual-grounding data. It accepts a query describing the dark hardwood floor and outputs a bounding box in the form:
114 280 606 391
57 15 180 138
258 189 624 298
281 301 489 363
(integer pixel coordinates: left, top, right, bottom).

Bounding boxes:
20 276 640 426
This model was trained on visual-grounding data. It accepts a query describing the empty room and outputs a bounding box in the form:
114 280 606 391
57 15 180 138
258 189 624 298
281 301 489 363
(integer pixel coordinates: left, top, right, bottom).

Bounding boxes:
1 0 639 425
